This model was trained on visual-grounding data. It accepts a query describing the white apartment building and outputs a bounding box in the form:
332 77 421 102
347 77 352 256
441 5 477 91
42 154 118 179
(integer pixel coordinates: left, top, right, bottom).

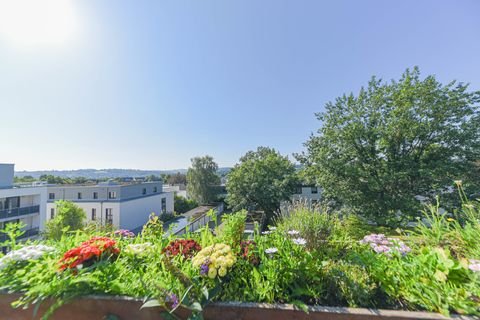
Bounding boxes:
291 185 322 205
46 181 174 231
0 164 47 243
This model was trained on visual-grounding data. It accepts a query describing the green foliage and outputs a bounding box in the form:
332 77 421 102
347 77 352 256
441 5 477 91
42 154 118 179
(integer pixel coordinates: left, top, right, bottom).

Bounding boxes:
174 195 198 214
45 201 86 240
0 221 26 250
168 172 187 185
298 67 480 225
1 195 480 319
186 156 221 205
216 211 247 247
226 147 298 223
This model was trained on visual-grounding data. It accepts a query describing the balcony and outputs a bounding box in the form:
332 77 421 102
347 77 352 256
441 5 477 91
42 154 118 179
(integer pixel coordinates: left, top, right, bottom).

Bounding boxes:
0 227 39 243
0 205 40 220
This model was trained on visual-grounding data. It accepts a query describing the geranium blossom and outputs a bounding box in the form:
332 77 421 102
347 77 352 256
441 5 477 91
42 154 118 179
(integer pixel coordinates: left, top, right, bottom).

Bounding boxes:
162 239 201 259
58 236 119 271
0 245 55 270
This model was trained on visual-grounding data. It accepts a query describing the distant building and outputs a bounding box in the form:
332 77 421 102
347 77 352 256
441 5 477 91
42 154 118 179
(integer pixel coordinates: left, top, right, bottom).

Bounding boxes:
163 184 188 198
46 181 173 231
291 185 322 206
0 164 46 243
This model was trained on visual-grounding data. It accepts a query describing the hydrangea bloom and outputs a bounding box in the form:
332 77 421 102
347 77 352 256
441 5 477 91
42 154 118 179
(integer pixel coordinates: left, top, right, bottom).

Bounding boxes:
469 259 480 272
114 229 135 238
360 233 411 256
292 238 307 246
0 245 55 270
192 244 236 279
125 242 153 257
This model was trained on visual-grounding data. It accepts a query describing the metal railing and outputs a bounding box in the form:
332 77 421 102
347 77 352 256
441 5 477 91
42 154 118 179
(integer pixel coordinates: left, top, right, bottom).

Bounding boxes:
0 227 40 243
174 204 224 236
0 205 40 220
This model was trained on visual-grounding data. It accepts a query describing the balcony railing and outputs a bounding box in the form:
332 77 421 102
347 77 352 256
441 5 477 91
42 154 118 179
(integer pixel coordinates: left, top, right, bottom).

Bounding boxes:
0 205 40 220
0 227 40 243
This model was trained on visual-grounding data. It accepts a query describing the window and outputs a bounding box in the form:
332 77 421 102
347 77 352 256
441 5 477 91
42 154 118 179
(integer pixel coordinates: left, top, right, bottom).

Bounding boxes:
105 208 113 224
50 208 55 219
311 187 318 194
77 192 82 200
142 188 147 195
91 208 97 221
153 186 158 193
108 191 117 199
161 198 167 213
295 186 303 194
93 192 98 199
49 193 55 200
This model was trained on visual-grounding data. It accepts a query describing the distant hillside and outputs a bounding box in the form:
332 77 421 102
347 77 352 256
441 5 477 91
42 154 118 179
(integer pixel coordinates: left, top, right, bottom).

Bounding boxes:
15 168 232 179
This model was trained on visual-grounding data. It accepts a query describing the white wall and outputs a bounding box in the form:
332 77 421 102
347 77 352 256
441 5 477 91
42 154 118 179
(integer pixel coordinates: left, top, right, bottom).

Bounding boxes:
46 201 121 228
119 192 174 231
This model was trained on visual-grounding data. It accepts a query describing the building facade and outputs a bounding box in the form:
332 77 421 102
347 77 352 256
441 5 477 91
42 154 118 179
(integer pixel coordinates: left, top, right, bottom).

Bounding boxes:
0 164 46 243
291 185 322 205
46 181 173 231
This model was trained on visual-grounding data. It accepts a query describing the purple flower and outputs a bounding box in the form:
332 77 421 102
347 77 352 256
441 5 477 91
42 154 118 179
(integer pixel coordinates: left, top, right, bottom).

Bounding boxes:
165 292 179 309
200 259 210 276
114 229 135 238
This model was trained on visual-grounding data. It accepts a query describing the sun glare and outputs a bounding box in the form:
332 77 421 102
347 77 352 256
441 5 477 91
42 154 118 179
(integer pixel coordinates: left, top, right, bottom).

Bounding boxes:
0 0 79 47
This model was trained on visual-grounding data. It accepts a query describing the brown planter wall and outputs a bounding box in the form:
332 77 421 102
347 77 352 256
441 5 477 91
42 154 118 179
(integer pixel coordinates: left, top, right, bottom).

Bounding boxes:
0 294 474 320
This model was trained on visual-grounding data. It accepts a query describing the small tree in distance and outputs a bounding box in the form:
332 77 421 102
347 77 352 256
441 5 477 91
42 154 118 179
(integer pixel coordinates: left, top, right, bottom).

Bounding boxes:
45 200 86 240
187 156 221 204
226 146 298 224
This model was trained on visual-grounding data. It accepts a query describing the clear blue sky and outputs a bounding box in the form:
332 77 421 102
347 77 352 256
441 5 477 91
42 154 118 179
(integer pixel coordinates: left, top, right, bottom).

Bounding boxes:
0 0 479 171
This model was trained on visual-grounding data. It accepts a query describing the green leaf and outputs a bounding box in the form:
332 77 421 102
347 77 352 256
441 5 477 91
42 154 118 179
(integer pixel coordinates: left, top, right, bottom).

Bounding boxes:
140 299 162 309
189 302 203 312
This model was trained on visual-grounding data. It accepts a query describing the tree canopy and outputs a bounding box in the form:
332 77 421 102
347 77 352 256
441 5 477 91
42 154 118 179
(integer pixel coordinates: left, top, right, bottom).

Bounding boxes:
45 200 86 240
297 67 480 225
186 156 221 204
226 146 298 222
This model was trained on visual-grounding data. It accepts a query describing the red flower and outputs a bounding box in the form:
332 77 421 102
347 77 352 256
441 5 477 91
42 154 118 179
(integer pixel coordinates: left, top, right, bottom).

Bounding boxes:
162 239 201 259
59 237 119 271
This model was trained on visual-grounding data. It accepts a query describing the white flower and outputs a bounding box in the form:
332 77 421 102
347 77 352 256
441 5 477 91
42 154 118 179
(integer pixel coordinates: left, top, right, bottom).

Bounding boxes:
292 238 307 246
261 231 271 235
265 247 278 254
287 230 299 236
469 259 480 272
0 245 55 270
125 242 153 256
268 226 277 231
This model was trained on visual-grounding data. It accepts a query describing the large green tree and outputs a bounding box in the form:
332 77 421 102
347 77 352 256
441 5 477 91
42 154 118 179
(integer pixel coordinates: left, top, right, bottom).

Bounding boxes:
45 200 86 240
226 147 298 222
298 68 480 225
186 156 221 204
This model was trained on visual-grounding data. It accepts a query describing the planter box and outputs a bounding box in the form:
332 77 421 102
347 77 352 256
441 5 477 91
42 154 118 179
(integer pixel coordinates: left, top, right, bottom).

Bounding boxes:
0 293 474 320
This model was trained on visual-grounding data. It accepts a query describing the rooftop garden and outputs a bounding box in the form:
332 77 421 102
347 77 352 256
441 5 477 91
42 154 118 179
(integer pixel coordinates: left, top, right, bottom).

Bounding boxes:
1 186 479 320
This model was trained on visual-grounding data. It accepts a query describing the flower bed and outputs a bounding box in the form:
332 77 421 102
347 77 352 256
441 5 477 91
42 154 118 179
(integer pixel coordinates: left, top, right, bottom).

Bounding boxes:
1 201 480 320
